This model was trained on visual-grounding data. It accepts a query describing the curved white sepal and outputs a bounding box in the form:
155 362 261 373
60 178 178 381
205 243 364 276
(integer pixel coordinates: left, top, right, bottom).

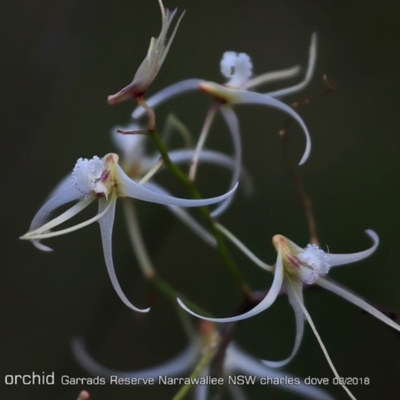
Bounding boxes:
233 90 311 165
215 223 273 272
265 33 317 98
328 230 379 267
117 164 238 208
97 197 150 313
25 180 83 251
177 250 283 323
144 181 216 247
244 65 301 91
22 196 96 240
132 79 202 119
210 107 242 218
169 148 254 197
316 277 400 333
263 279 304 368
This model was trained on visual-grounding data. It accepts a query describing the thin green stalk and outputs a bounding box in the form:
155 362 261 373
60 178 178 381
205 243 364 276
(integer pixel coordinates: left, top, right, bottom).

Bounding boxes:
151 131 251 296
172 342 218 400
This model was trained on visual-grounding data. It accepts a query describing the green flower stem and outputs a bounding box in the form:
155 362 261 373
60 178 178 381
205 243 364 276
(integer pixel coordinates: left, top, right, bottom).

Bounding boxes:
172 342 218 400
151 131 251 296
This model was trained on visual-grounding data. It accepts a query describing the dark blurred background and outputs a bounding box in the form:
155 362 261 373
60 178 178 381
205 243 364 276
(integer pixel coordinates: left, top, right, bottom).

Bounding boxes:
2 0 400 399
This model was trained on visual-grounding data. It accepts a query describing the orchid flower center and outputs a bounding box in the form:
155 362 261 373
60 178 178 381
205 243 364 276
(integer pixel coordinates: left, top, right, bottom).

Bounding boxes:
273 235 331 285
297 244 331 284
220 51 253 88
72 154 119 198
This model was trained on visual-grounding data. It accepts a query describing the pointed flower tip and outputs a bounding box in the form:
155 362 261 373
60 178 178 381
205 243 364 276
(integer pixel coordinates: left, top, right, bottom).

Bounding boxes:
107 94 117 105
272 234 284 249
365 229 379 245
20 234 54 252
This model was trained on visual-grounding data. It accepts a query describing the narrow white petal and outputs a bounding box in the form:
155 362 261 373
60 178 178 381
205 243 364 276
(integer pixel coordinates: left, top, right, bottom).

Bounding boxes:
29 181 82 232
328 229 379 267
97 197 150 313
23 195 111 241
132 79 202 119
290 279 356 400
210 106 242 217
24 180 83 251
117 164 238 208
244 65 301 91
233 90 311 165
169 148 254 197
177 252 283 323
227 344 333 400
144 182 216 247
159 9 186 66
72 336 197 378
215 223 273 272
317 277 400 333
263 279 304 368
24 196 95 237
188 105 218 182
265 33 317 98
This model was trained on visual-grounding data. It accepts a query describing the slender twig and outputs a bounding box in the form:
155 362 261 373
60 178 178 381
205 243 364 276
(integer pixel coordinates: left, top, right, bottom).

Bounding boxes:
137 96 156 132
280 128 319 245
279 75 335 245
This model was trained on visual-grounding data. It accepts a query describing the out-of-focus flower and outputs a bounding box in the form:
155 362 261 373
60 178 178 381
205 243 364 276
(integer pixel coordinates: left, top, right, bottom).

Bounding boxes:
107 0 185 105
132 33 317 118
72 321 332 400
20 153 237 312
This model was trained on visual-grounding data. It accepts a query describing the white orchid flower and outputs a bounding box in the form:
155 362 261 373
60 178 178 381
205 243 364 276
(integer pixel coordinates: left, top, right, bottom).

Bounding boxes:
72 325 332 400
131 33 317 117
178 227 400 399
131 34 317 217
20 153 237 313
107 0 184 105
